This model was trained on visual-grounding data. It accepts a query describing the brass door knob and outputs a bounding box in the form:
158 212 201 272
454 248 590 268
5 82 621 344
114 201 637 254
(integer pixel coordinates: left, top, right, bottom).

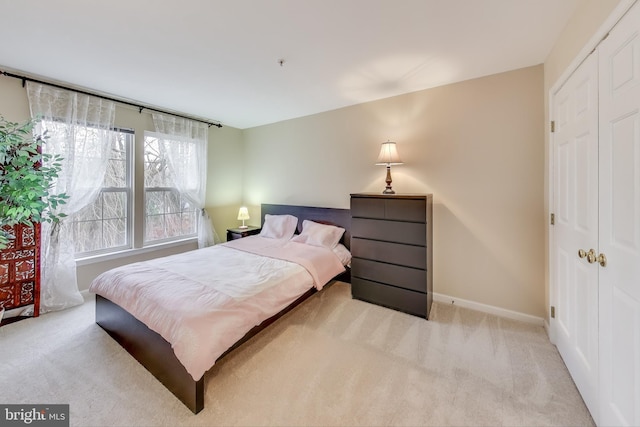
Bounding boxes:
597 253 607 267
587 249 597 264
578 249 587 259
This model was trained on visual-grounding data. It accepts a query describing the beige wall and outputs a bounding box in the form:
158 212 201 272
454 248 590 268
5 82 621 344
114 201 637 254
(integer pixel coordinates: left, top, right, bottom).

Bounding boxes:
0 75 244 290
206 123 245 237
243 65 546 318
542 0 625 319
0 78 31 121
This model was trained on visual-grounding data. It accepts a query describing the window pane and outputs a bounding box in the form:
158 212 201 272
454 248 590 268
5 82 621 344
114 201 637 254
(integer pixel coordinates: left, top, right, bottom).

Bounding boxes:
103 192 126 220
182 211 197 235
146 191 164 216
112 133 128 160
144 136 172 188
103 218 127 248
105 158 126 187
146 214 165 241
165 191 181 214
75 196 103 222
144 161 164 187
73 221 102 253
143 189 198 243
165 213 182 238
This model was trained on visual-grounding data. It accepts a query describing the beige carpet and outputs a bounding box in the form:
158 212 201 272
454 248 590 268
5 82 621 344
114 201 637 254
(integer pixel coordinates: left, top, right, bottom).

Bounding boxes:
0 282 593 427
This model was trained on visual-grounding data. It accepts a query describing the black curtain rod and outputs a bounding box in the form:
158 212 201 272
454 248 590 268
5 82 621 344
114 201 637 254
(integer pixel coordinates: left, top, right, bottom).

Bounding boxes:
1 70 222 128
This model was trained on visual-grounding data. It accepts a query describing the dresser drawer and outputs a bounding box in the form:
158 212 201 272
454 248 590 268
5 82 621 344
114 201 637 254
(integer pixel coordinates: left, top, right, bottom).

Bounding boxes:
384 198 426 222
351 197 426 223
351 197 385 219
351 218 426 246
352 278 427 318
351 238 426 269
352 258 426 293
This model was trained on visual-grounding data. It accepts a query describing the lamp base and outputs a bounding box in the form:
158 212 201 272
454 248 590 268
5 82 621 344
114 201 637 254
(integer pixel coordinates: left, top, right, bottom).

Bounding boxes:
382 165 396 194
238 225 248 229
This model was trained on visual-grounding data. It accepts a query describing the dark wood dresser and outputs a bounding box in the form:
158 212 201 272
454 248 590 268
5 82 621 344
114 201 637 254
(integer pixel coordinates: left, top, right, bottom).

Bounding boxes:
350 193 433 319
0 223 41 324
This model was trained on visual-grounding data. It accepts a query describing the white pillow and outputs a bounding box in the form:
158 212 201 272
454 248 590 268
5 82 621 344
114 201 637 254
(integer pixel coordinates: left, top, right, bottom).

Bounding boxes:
260 214 298 240
333 243 352 266
291 219 345 249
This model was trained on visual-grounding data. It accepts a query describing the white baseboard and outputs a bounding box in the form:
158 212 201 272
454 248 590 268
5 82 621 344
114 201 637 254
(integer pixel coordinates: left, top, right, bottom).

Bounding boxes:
433 293 545 326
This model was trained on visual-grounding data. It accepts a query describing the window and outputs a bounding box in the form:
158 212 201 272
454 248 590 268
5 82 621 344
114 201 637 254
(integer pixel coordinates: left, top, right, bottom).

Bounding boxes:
143 132 198 244
70 128 133 256
57 125 201 260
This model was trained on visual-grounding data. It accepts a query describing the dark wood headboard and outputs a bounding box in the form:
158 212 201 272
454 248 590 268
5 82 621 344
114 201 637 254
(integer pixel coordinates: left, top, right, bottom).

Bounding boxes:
261 203 351 249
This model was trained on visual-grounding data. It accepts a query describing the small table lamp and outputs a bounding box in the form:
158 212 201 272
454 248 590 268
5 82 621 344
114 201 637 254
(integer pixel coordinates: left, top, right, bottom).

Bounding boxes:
237 206 250 229
375 141 403 194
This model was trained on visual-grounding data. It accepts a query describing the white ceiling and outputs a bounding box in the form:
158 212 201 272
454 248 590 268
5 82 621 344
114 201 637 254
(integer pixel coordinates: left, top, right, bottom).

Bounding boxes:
0 0 578 129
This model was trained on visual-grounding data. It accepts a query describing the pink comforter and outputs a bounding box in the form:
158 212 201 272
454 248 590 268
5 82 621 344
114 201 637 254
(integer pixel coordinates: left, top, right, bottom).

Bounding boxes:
90 236 345 380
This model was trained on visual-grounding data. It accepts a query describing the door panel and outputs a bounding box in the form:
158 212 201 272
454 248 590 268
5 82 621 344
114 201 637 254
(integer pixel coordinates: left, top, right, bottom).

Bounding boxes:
552 52 600 420
598 2 640 425
611 114 638 249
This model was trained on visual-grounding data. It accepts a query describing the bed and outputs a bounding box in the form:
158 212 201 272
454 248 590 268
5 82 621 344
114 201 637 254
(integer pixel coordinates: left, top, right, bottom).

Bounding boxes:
91 204 351 414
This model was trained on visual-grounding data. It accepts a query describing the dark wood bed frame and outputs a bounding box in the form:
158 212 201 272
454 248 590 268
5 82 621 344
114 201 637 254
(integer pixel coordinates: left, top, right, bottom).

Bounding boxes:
95 203 351 414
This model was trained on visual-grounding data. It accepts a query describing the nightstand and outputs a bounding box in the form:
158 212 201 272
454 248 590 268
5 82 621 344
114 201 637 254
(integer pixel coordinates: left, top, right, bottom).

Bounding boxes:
226 226 261 241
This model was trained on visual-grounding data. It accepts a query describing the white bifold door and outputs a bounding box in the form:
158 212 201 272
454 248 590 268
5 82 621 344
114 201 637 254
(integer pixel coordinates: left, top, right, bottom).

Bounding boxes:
598 3 640 425
553 51 600 418
552 2 640 426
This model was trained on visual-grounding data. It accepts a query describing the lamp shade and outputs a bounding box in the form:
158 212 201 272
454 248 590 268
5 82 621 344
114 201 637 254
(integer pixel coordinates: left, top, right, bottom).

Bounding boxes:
237 207 250 221
375 141 403 165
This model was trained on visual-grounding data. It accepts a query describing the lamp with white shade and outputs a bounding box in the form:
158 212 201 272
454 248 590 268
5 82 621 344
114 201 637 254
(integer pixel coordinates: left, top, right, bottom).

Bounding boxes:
237 206 250 229
375 141 403 194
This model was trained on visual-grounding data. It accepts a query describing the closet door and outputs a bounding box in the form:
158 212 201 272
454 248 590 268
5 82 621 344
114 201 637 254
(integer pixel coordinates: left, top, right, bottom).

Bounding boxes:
598 2 640 425
552 52 600 420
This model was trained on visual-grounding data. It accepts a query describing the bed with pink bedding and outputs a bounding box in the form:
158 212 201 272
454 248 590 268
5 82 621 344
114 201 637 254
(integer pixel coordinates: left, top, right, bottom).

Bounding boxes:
91 204 351 414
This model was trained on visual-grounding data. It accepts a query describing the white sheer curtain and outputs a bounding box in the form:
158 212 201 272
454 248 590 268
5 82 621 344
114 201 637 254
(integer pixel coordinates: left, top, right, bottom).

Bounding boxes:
27 82 115 312
152 113 217 247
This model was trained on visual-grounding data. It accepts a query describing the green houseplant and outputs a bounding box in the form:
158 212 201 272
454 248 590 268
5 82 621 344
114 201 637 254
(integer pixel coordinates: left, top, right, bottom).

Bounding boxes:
0 115 68 249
